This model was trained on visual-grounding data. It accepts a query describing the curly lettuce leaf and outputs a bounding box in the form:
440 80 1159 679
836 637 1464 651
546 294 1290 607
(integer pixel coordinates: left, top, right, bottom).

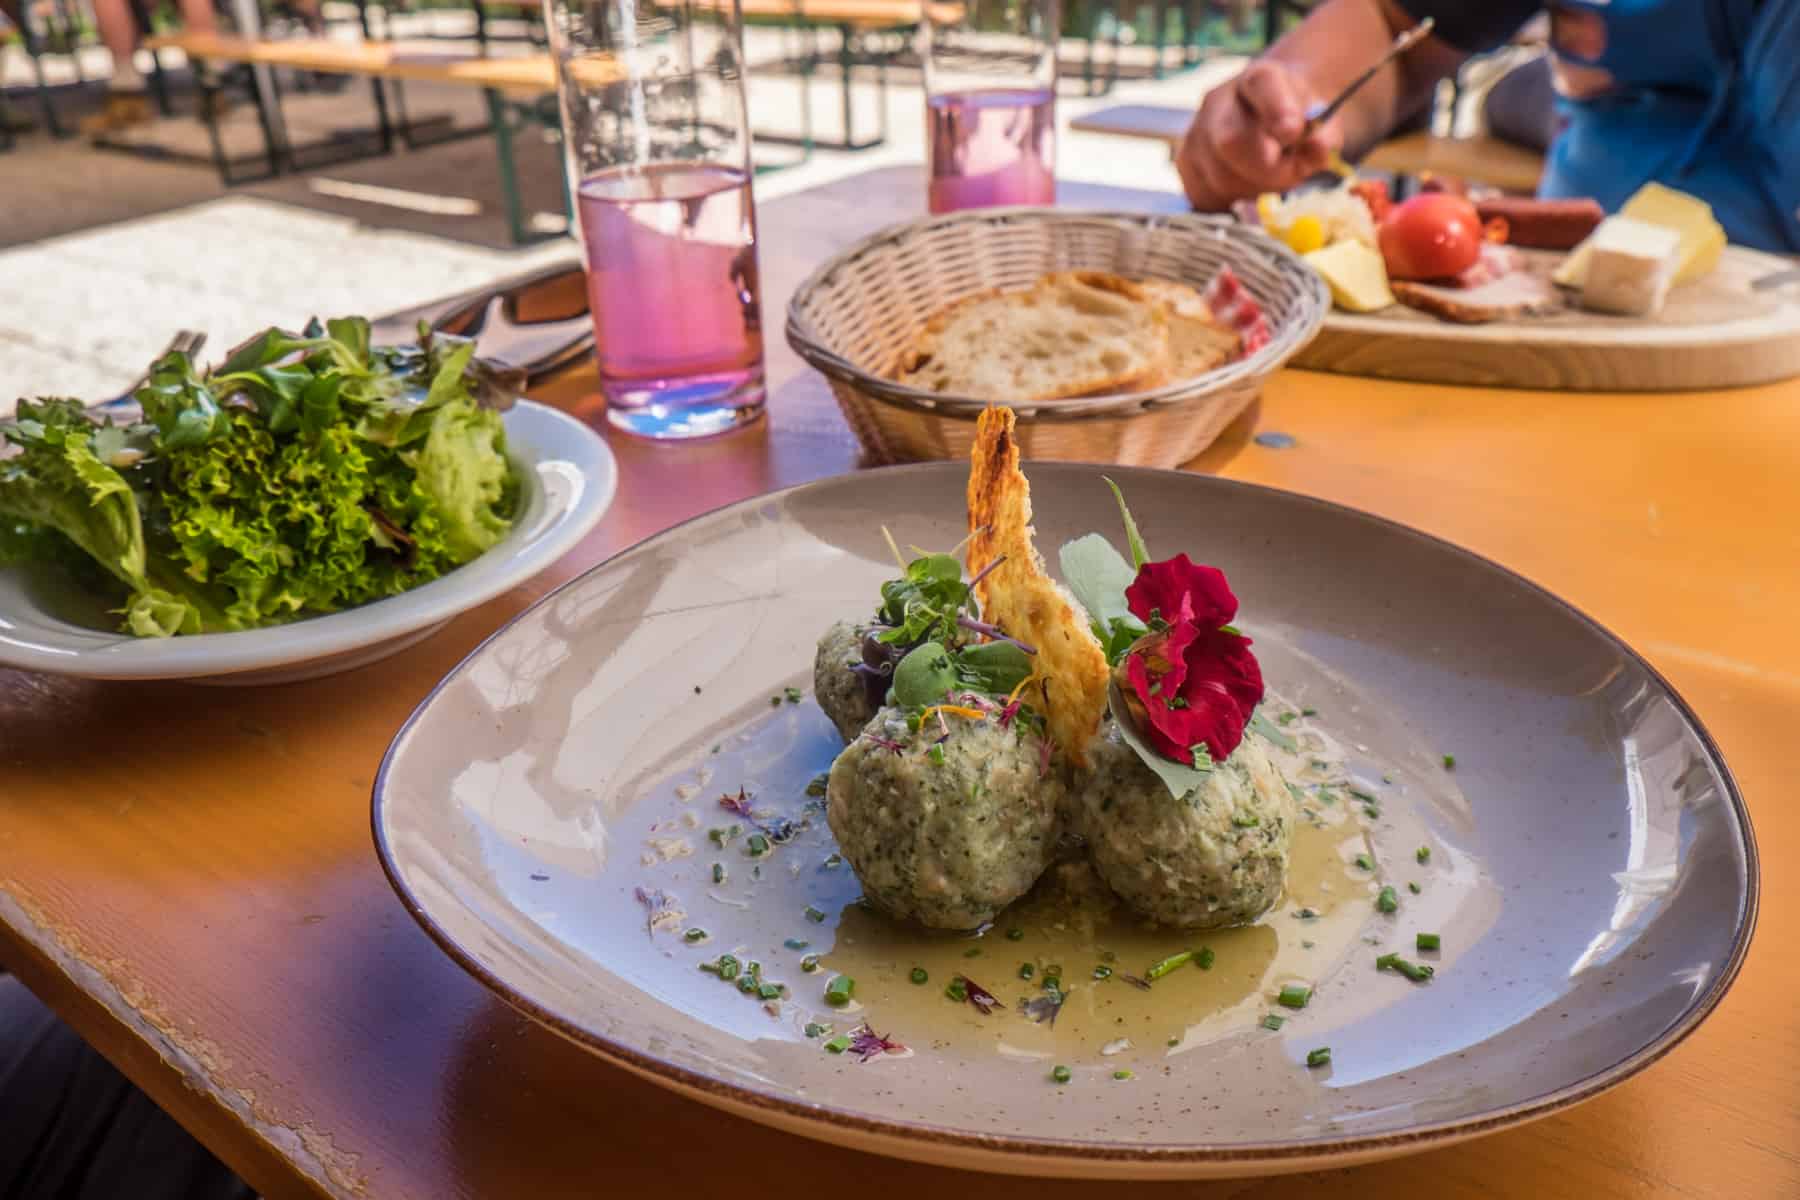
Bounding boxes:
408 397 514 561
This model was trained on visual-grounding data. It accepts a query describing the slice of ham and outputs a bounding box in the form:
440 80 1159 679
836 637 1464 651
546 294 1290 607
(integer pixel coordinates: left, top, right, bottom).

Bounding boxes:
1454 242 1524 289
1392 271 1563 324
1203 267 1272 356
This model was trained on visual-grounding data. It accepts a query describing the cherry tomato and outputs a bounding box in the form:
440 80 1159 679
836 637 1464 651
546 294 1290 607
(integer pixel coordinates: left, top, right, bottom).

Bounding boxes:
1377 193 1484 281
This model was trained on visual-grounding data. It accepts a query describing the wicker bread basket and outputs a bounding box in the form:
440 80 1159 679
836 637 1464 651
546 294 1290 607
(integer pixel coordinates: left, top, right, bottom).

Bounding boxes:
785 207 1329 467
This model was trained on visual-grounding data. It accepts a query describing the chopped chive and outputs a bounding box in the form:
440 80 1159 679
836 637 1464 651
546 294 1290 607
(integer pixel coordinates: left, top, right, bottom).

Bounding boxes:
1376 953 1435 983
1277 984 1312 1009
1196 946 1216 970
1113 1069 1134 1081
1363 803 1381 819
1146 950 1195 980
784 686 802 704
1442 754 1456 770
1006 928 1024 941
711 863 726 884
683 928 707 943
745 833 771 857
717 955 741 981
963 947 982 958
928 744 946 766
1306 1047 1331 1068
944 978 968 1002
758 982 784 1000
804 1022 829 1038
805 773 829 797
1294 907 1318 919
1051 1065 1072 1084
1416 932 1442 951
804 905 827 923
1354 854 1374 871
824 974 855 1006
1167 1036 1180 1047
822 853 843 869
784 937 810 951
1277 711 1298 725
1408 881 1422 894
1416 846 1431 863
1376 886 1399 913
1301 707 1318 717
1043 964 1063 983
698 961 721 975
736 975 758 994
824 1034 853 1053
910 967 929 985
1018 962 1035 980
1261 1014 1285 1030
906 712 923 732
1092 965 1113 980
770 695 783 707
1231 811 1260 828
1301 940 1316 949
1349 789 1376 803
800 954 821 973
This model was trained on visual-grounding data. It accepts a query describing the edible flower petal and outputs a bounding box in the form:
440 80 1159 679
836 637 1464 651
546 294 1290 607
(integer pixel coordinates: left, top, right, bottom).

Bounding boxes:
956 975 1005 1015
1118 555 1264 766
848 1025 907 1061
1124 553 1237 630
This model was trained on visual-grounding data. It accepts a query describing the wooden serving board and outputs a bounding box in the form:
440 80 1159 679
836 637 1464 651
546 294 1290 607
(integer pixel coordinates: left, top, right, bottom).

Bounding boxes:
1295 244 1800 391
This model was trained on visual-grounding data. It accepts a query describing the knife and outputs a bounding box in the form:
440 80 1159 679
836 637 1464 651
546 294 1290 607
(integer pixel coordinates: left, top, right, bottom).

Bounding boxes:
370 259 595 384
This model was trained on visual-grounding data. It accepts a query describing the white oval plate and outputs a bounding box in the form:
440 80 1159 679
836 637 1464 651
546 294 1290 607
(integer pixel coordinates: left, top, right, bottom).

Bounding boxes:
372 464 1755 1179
0 400 615 683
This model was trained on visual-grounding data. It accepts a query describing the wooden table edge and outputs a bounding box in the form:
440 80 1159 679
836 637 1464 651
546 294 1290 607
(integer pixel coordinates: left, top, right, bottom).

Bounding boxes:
0 887 333 1199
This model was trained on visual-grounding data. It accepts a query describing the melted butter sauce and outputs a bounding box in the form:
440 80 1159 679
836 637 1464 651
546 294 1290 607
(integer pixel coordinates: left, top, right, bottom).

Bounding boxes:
620 642 1478 1071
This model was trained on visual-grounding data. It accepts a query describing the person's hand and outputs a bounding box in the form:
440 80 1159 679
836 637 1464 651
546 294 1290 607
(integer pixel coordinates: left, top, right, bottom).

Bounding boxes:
1175 60 1344 211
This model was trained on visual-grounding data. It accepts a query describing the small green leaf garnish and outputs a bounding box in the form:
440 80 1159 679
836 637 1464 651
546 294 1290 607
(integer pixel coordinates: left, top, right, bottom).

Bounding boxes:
1104 476 1150 568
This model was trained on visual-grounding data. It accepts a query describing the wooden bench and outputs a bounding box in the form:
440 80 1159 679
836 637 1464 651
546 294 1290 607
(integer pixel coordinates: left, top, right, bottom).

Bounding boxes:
1070 102 1545 195
146 32 567 242
147 0 949 225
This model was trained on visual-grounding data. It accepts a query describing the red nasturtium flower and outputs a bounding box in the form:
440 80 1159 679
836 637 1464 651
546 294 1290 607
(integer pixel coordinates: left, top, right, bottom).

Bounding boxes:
1118 553 1263 766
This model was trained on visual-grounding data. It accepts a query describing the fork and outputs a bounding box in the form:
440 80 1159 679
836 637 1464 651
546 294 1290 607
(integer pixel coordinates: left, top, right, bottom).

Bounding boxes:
92 329 208 418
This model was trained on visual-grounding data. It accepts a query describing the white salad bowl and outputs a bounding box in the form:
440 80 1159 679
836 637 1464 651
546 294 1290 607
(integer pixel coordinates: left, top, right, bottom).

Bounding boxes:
0 400 615 684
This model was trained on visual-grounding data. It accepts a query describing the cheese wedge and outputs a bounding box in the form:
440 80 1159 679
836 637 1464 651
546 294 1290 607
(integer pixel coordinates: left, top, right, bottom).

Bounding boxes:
1304 239 1395 313
1580 216 1682 316
1554 182 1726 288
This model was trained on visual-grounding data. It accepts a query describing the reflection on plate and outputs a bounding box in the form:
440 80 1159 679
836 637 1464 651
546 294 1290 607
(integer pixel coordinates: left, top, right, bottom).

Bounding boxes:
0 401 615 683
373 464 1756 1179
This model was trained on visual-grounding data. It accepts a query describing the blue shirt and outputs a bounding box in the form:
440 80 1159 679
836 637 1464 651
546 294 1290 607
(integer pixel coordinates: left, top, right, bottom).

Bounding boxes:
1398 0 1800 253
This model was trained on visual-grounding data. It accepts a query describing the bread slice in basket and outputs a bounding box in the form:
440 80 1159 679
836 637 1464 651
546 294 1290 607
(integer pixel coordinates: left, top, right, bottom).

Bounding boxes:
893 271 1173 401
1136 279 1242 378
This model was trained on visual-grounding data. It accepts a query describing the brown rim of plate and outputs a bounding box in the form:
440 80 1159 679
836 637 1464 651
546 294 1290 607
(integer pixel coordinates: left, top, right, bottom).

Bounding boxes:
370 462 1760 1167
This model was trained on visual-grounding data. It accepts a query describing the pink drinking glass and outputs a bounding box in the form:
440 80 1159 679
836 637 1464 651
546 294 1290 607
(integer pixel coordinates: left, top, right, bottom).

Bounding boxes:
544 0 765 439
924 0 1060 214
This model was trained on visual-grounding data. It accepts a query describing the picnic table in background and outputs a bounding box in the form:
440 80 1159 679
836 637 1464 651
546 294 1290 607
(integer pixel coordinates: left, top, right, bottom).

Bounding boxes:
0 165 1794 1199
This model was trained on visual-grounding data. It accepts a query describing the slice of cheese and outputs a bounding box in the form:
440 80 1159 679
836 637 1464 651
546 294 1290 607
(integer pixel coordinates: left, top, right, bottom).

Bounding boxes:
1304 239 1395 313
1579 216 1682 316
1554 182 1727 288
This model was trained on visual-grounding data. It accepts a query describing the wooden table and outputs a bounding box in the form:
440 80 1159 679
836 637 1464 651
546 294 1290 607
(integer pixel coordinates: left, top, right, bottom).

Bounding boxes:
2 166 1795 1199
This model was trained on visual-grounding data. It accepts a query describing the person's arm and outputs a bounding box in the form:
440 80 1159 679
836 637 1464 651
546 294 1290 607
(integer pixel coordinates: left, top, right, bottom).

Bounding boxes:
1175 0 1472 211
